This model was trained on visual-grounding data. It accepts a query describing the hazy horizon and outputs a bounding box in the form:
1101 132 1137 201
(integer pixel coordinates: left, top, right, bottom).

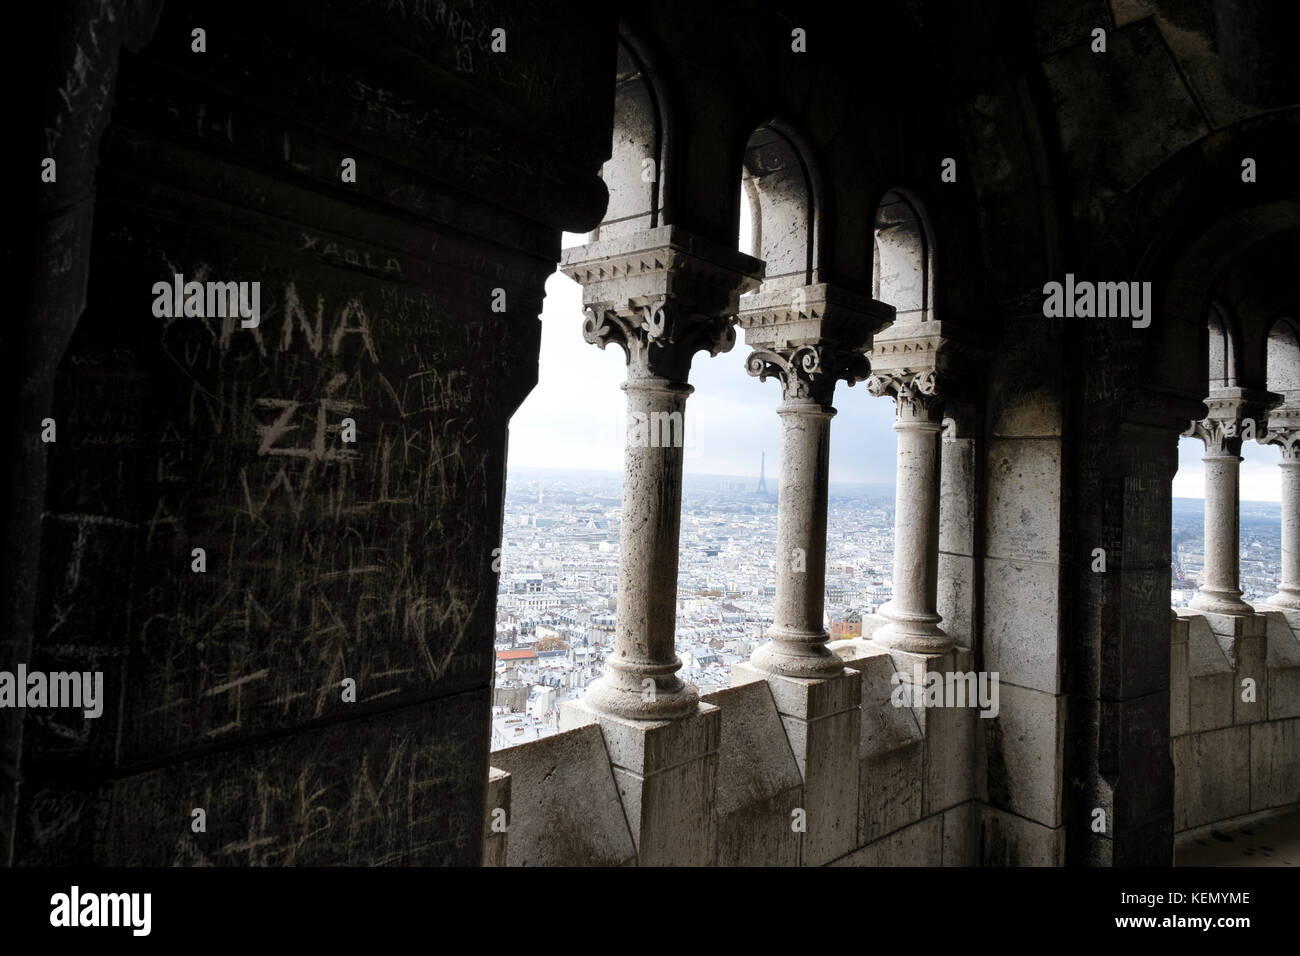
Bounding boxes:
506 465 1284 505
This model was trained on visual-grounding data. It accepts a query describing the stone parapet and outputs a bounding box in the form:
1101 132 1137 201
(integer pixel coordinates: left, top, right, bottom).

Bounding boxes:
1171 607 1300 836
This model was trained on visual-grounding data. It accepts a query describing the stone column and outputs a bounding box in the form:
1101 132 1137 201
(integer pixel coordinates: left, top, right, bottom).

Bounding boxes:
733 283 892 866
1185 391 1268 615
558 226 761 864
1262 408 1300 609
742 333 876 675
565 229 762 719
868 369 950 654
584 298 714 719
766 400 837 671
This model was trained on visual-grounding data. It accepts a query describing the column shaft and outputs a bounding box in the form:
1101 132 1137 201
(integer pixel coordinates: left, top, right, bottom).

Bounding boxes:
1192 451 1249 613
877 415 949 653
584 376 697 718
752 402 842 677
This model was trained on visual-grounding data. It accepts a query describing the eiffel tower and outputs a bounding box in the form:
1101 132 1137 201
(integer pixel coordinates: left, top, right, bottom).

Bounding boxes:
756 451 768 495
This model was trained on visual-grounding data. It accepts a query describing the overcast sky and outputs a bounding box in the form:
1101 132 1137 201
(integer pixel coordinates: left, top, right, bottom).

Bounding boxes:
506 234 1284 503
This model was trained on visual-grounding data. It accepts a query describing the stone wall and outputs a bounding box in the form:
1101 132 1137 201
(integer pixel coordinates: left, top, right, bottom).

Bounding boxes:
1171 608 1300 836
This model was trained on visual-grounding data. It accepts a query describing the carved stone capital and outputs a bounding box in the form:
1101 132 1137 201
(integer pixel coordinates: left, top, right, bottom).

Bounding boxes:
865 369 945 423
582 296 737 382
1185 387 1280 457
563 225 764 382
1183 417 1243 457
745 342 871 406
736 283 892 407
1262 403 1300 460
866 320 986 410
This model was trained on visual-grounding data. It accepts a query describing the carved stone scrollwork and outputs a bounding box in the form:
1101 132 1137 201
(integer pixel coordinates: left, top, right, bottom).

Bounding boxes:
1183 417 1244 458
866 369 944 422
1267 429 1300 461
745 343 870 406
1262 405 1300 461
584 297 736 383
1185 388 1280 458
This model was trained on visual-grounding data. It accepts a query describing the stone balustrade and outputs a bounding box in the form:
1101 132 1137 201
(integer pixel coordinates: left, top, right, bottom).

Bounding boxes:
482 604 1300 865
485 615 981 866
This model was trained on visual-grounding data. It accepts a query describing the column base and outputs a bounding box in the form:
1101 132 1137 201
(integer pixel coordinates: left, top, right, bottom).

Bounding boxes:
1259 588 1300 611
872 603 953 655
580 672 700 721
750 628 847 679
1190 588 1254 616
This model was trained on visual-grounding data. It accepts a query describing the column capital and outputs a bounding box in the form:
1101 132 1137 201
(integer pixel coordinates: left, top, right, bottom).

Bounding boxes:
1262 403 1300 460
865 320 987 421
1184 387 1279 457
865 368 946 423
736 283 892 406
582 297 735 382
744 343 870 407
563 226 764 382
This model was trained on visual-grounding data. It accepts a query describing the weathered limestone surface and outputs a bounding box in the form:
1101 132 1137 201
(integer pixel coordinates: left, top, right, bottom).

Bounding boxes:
560 699 721 866
978 805 1065 867
1250 718 1300 811
732 663 859 866
1171 610 1300 835
985 682 1064 828
1172 726 1251 831
831 814 943 867
106 692 491 866
832 639 923 844
1181 610 1235 733
1261 611 1300 719
493 725 636 867
701 682 802 866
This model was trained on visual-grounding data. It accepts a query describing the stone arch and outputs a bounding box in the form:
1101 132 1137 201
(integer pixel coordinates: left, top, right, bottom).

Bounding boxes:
590 33 671 241
1266 316 1300 397
1207 300 1240 390
1138 199 1300 408
740 122 821 291
871 187 935 325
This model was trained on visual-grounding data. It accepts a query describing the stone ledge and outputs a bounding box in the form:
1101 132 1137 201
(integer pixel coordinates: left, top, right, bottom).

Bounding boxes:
491 725 635 867
1179 609 1235 733
701 682 803 866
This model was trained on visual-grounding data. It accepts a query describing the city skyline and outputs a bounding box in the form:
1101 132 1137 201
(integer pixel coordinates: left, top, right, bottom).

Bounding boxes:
491 469 1284 751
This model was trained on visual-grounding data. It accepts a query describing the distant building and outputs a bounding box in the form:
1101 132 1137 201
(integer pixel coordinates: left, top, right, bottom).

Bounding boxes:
497 649 538 664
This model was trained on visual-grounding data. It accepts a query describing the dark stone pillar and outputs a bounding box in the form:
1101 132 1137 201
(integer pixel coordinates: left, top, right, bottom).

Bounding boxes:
13 0 614 865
